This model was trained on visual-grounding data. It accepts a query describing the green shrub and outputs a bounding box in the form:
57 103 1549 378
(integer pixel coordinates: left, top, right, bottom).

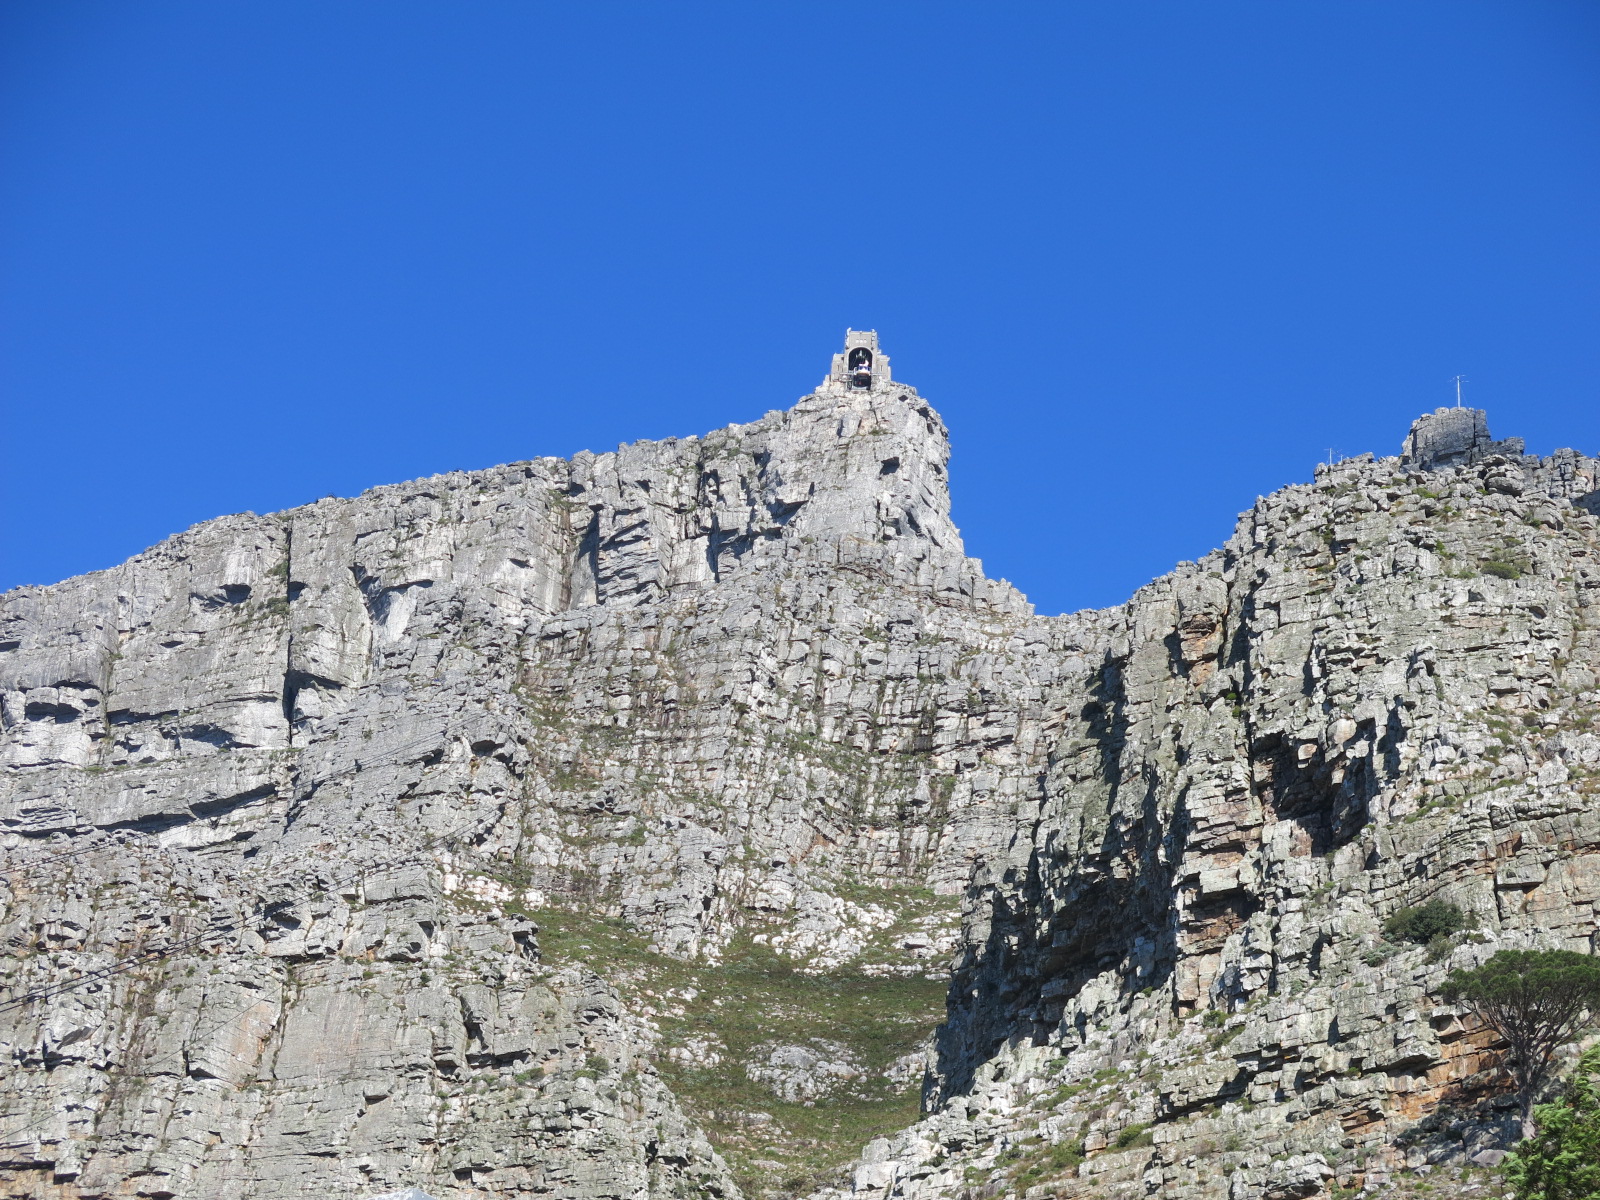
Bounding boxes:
1113 1122 1153 1150
1483 560 1523 580
1506 1046 1600 1200
1384 900 1467 946
993 1143 1027 1167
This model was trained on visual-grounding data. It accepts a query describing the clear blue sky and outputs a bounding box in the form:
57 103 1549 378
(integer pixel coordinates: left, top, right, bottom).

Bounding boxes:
3 3 1597 614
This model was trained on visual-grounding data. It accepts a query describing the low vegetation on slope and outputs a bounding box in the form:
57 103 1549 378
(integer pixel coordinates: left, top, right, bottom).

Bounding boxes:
530 902 949 1200
1505 1046 1600 1200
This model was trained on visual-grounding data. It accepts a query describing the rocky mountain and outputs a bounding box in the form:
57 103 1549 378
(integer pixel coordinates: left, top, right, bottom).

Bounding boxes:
2 337 1597 1200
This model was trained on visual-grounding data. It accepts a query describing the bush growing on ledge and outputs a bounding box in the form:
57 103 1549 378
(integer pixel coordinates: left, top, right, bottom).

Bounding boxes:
1505 1045 1600 1200
1383 899 1467 946
1113 1122 1153 1150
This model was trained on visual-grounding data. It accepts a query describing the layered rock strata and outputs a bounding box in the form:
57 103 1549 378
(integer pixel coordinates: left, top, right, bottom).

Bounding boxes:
0 366 1068 1198
835 409 1600 1200
3 355 1599 1200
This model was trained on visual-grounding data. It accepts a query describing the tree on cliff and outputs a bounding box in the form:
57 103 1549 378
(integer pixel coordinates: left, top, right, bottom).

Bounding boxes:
1440 949 1600 1139
1505 1046 1600 1200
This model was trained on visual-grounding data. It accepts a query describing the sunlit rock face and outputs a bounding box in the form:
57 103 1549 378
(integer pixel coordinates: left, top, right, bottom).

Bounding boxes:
3 340 1599 1200
828 412 1600 1200
0 335 1062 1200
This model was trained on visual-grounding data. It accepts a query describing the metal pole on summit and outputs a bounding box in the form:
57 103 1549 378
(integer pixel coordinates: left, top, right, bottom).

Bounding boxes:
1452 375 1467 408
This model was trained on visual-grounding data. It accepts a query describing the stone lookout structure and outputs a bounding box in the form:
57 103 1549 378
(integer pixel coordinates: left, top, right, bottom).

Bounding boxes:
824 329 892 393
1401 407 1525 472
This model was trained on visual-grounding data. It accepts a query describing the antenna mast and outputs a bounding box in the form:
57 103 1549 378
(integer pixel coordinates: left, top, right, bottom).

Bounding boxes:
1451 375 1467 408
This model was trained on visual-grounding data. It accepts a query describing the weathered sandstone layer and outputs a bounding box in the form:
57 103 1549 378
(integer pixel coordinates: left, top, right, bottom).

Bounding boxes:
3 347 1598 1199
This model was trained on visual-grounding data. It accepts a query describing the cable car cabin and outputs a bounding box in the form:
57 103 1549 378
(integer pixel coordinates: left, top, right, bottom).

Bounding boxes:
848 347 873 388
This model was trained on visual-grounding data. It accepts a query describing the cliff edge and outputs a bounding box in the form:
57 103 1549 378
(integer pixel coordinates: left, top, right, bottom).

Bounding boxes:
3 340 1599 1200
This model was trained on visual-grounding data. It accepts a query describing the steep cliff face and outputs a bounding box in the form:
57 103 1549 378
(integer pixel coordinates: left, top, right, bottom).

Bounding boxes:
0 359 1076 1199
3 366 1598 1200
841 409 1600 1200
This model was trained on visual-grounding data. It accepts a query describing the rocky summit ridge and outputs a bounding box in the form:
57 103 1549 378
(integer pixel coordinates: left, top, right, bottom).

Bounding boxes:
2 338 1598 1200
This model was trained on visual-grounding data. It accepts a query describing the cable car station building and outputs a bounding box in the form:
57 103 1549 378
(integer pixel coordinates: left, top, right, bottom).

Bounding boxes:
825 329 892 393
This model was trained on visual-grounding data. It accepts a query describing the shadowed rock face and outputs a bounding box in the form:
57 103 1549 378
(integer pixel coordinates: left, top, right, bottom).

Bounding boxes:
2 381 1599 1200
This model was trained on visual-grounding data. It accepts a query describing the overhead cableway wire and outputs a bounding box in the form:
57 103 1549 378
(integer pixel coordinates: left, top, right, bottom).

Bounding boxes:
0 919 242 1016
0 715 513 1014
0 712 506 884
0 833 132 875
0 790 508 1152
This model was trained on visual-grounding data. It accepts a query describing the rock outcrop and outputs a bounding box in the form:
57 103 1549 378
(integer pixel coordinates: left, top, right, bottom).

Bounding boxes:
0 335 1058 1199
3 333 1598 1200
828 418 1600 1200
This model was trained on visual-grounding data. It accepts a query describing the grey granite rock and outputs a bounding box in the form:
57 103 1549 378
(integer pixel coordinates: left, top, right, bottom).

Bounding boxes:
4 346 1600 1200
818 407 1600 1200
745 1041 863 1103
0 334 1036 1199
1401 405 1524 470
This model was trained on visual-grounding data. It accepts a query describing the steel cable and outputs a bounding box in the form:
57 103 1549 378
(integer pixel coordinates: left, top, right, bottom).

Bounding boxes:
0 715 511 1014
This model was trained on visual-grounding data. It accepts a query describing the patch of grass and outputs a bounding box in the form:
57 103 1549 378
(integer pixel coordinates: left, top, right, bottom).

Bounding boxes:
1208 1023 1243 1050
1011 1137 1086 1188
530 906 948 1200
1045 1079 1092 1107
